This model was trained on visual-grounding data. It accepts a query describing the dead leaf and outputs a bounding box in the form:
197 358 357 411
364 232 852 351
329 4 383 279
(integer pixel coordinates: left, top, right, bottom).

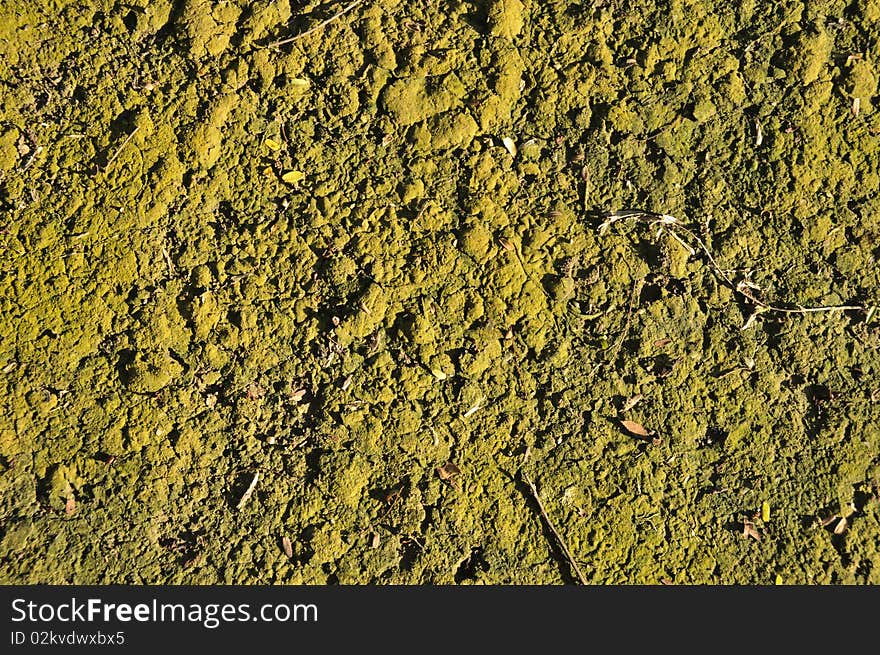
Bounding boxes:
290 388 307 402
833 517 848 535
501 136 517 157
65 496 76 516
281 536 293 558
498 237 514 251
820 515 838 527
622 394 643 412
436 462 461 481
743 520 761 541
370 533 380 549
653 338 672 348
620 419 653 438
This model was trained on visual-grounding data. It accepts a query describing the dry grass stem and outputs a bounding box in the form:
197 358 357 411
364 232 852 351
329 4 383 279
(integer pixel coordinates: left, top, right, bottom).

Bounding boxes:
268 0 364 48
599 210 866 317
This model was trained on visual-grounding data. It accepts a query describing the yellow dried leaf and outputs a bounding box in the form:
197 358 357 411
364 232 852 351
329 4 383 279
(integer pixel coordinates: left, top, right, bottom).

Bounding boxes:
290 388 307 403
289 78 310 87
761 501 770 522
281 170 304 184
281 536 293 558
501 136 517 157
265 137 282 152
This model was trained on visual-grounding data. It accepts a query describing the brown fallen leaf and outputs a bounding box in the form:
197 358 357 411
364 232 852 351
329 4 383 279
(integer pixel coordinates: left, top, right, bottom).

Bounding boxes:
743 520 761 541
620 419 653 438
833 517 848 535
653 338 672 348
436 462 461 481
65 496 76 516
370 532 380 549
498 237 514 252
290 388 307 402
281 536 293 558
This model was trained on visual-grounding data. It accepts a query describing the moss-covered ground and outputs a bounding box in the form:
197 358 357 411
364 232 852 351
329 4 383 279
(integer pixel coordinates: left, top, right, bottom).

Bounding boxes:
1 0 879 584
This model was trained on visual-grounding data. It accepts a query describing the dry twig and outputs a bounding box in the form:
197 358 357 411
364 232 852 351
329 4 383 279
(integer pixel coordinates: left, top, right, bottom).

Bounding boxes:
521 465 588 585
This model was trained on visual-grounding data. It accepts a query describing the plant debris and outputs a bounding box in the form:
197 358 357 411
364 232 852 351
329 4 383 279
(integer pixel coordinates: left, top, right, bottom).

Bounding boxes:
436 462 461 487
619 420 653 438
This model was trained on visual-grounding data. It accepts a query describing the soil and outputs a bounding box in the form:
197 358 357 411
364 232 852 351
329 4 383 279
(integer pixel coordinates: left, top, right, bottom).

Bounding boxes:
1 0 879 584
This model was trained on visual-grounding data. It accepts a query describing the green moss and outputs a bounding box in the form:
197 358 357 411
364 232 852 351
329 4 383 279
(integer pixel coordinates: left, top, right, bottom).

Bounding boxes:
487 0 525 40
459 223 493 261
381 74 467 126
790 26 833 86
123 350 183 393
0 127 19 172
1 0 878 586
178 0 240 58
412 111 479 151
844 58 877 111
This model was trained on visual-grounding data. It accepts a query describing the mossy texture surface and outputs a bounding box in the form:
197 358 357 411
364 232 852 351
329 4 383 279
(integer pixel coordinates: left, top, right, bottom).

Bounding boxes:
1 0 879 584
